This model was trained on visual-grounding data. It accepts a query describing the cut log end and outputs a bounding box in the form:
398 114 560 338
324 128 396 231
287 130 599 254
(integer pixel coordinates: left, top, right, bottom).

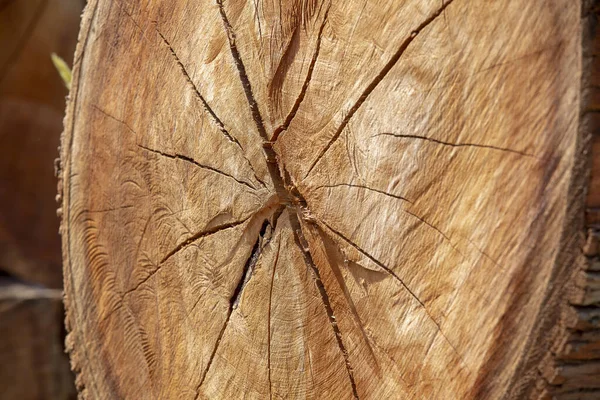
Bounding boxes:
60 0 600 398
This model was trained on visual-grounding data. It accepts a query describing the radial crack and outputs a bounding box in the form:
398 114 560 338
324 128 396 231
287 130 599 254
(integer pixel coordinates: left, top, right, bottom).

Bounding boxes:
216 0 269 141
319 219 424 307
154 26 267 188
215 0 294 201
270 4 330 142
232 219 270 309
123 260 162 297
195 217 269 397
289 213 359 399
374 132 537 158
400 207 465 258
133 215 152 265
398 206 503 272
138 144 257 191
153 25 267 188
122 217 250 298
267 239 282 400
313 183 412 203
161 216 251 264
304 0 456 178
318 219 468 368
312 224 379 371
92 105 138 135
155 28 243 148
79 205 135 214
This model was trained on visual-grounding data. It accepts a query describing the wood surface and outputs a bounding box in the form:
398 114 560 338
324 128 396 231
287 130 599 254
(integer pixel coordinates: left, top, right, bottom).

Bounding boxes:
59 0 598 398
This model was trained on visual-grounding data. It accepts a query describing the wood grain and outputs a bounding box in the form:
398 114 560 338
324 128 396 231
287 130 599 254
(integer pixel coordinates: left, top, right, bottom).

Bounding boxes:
59 0 594 398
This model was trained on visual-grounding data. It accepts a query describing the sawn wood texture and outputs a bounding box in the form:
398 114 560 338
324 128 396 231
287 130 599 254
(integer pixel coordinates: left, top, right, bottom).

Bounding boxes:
59 0 597 398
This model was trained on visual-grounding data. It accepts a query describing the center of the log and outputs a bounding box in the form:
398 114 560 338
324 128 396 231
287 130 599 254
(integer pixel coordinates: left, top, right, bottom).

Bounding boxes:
262 141 300 207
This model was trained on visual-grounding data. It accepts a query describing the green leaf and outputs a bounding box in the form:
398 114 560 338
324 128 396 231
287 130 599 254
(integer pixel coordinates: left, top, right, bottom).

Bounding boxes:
51 53 72 90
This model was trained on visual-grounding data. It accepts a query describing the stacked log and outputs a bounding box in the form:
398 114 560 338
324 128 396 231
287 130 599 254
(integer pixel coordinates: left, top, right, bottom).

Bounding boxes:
0 0 83 398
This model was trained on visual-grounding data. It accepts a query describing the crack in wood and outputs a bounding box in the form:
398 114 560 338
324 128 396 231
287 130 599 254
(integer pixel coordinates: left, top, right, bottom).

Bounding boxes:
113 0 152 44
160 216 252 264
155 28 242 148
216 0 269 142
311 224 380 372
92 105 138 135
62 0 582 396
138 144 258 191
154 27 267 189
289 213 360 399
266 166 361 397
99 11 267 189
374 132 537 158
133 214 152 268
252 0 262 39
78 205 135 214
318 219 469 369
196 2 467 395
121 260 160 297
398 206 505 272
304 0 456 179
399 207 465 258
270 3 330 142
267 237 282 400
186 202 280 319
119 210 258 302
232 219 270 309
216 0 297 205
318 219 425 306
313 183 412 204
195 216 270 398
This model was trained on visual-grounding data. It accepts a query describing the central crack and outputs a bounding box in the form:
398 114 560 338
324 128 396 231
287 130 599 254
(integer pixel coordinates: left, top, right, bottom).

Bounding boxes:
263 144 360 400
261 122 361 399
215 1 360 392
153 0 462 396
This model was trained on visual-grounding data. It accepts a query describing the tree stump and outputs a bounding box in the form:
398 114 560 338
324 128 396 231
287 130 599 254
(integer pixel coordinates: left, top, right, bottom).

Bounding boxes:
59 0 600 398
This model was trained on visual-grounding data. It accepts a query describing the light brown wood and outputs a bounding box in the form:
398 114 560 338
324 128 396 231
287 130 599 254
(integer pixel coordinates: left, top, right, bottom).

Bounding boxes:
59 0 597 398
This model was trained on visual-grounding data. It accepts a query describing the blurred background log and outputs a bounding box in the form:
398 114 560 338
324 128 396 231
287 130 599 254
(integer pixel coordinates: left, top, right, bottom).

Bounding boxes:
0 278 73 399
0 0 82 288
0 0 84 398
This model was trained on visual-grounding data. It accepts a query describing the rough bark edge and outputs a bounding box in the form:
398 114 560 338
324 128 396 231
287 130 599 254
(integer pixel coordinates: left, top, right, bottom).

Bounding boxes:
505 1 600 399
57 1 100 398
542 1 600 398
539 2 600 398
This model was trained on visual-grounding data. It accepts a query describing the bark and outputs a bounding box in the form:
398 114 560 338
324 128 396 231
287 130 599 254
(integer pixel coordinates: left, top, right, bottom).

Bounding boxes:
59 0 598 398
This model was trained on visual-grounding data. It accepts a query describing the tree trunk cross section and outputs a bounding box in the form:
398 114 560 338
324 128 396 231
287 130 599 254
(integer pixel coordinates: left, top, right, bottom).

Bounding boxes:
59 0 591 399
